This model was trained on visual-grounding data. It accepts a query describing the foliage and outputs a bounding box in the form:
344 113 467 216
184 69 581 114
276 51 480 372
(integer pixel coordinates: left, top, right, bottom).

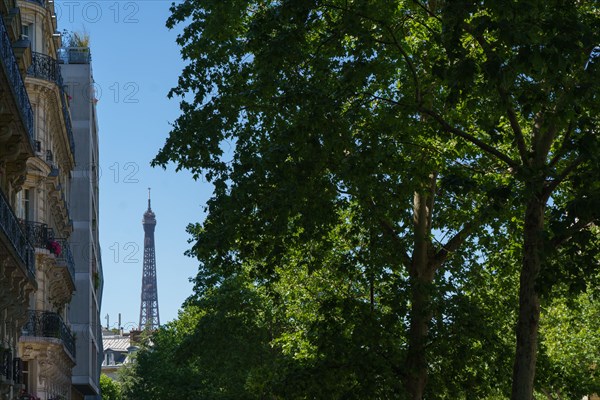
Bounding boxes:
536 288 600 398
120 308 202 400
61 29 90 48
152 0 600 399
99 374 122 400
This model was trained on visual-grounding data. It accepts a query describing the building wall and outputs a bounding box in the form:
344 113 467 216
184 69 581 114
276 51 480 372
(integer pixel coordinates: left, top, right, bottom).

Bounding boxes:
0 7 37 398
14 0 80 399
0 1 102 399
62 58 103 400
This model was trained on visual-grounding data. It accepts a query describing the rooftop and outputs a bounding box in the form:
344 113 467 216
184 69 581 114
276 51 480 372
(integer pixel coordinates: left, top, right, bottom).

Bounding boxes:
102 335 131 352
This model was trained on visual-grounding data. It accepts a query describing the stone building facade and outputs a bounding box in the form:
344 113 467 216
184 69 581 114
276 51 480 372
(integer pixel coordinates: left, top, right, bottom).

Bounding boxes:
0 0 101 399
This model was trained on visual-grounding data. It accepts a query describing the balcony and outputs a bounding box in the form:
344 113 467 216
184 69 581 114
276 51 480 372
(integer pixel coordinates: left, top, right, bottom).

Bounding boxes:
47 236 76 306
0 348 11 383
54 238 75 284
0 348 23 385
0 189 35 283
13 358 22 385
19 219 52 251
26 52 75 156
21 311 76 359
24 0 47 7
59 47 91 64
0 11 34 149
27 51 60 83
19 220 75 303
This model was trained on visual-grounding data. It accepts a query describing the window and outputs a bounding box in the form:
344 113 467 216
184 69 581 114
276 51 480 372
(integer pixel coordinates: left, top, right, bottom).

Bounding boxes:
32 105 38 143
21 24 29 40
22 361 29 392
15 189 30 220
21 24 36 51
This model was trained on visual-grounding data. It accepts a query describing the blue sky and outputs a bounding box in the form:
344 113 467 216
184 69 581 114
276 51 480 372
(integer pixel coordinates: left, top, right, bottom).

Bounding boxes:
57 0 210 330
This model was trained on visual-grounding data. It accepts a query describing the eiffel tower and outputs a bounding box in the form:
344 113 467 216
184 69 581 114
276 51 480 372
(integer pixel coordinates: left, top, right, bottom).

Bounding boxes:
139 188 160 331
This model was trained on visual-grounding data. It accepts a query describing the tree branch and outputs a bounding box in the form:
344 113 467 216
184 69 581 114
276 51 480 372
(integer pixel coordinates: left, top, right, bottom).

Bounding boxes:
543 155 584 200
410 0 442 22
433 219 475 266
548 121 574 169
426 172 437 232
384 25 422 104
498 87 530 165
463 23 529 165
419 106 520 169
320 2 422 104
536 123 558 165
550 218 595 249
333 182 413 267
379 218 412 267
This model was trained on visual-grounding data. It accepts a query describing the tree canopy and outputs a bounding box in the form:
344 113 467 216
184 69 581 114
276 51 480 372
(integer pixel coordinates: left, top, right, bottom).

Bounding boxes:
100 374 122 400
150 1 600 399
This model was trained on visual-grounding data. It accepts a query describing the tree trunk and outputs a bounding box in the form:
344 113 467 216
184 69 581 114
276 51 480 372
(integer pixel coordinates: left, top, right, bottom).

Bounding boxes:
405 184 435 400
511 195 545 400
405 265 434 400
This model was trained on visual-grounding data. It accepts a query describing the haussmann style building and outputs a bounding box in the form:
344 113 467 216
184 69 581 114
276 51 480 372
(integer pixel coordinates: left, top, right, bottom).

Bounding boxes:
61 45 103 400
0 0 103 398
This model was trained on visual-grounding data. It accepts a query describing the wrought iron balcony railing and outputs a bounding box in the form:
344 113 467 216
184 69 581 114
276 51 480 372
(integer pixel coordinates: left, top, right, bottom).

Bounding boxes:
0 10 34 148
22 311 76 359
0 348 11 381
27 51 60 83
12 358 22 384
25 0 46 7
19 220 54 250
0 190 35 281
54 238 75 284
0 350 20 383
27 52 75 157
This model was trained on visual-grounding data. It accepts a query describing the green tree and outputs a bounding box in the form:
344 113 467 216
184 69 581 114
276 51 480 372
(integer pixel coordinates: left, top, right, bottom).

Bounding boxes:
121 280 281 400
120 307 207 400
156 1 600 399
536 289 600 399
157 1 506 397
100 374 122 400
535 228 600 399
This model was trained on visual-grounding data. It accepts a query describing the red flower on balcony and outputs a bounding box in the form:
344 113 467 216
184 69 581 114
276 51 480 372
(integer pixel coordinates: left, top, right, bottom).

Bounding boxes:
46 240 62 256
